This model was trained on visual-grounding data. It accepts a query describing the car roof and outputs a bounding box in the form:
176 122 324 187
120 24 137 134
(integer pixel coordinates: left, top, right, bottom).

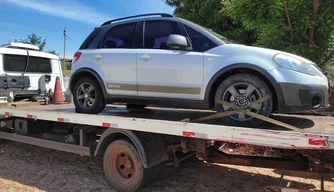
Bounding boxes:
99 13 183 29
101 13 174 26
0 47 60 60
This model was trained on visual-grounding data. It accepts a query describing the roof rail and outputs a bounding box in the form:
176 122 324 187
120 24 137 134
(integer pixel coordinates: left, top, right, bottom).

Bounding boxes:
101 13 173 26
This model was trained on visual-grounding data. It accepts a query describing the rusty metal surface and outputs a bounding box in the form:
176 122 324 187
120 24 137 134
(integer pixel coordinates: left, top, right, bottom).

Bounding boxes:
0 101 41 108
205 148 310 171
0 131 91 156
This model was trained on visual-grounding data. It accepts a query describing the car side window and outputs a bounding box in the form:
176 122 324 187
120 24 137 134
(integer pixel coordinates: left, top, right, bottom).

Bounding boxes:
184 25 215 52
80 28 101 49
102 22 137 49
144 20 182 49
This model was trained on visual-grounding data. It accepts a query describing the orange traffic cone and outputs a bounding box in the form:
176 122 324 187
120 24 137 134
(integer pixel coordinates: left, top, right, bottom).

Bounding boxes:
52 76 66 104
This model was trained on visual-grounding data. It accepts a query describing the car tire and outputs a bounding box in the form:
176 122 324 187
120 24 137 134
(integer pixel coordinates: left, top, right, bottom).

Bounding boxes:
73 76 105 114
214 73 273 127
103 140 152 192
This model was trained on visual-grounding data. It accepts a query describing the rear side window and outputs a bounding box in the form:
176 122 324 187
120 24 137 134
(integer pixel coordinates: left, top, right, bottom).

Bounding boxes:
144 20 182 49
3 54 52 73
102 22 137 48
80 28 101 49
184 25 216 52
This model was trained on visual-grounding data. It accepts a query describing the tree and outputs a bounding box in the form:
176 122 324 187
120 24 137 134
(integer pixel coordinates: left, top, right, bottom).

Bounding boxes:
227 0 334 68
13 33 46 51
46 50 59 56
2 33 58 55
164 0 334 69
165 0 257 45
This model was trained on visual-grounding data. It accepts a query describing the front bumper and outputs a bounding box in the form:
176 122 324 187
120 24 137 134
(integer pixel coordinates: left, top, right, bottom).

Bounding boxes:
278 83 329 113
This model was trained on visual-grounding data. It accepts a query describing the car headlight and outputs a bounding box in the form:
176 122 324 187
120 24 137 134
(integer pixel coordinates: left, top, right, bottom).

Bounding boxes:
273 53 315 75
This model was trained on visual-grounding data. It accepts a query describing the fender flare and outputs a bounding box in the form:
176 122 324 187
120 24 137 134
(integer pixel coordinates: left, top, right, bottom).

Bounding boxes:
94 128 168 169
69 68 108 97
204 63 284 110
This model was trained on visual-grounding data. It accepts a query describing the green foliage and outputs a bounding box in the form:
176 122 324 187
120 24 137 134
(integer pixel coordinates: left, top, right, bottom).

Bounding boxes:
165 0 334 69
227 0 334 68
46 50 59 55
13 33 46 51
4 33 59 55
165 0 257 45
65 62 71 70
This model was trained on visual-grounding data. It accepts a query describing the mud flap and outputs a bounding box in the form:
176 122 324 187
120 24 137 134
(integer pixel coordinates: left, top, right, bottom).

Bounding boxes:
137 132 169 169
94 129 169 169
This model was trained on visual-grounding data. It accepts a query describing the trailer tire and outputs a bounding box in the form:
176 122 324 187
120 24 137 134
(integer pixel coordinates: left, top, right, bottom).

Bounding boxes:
148 163 163 183
103 139 152 192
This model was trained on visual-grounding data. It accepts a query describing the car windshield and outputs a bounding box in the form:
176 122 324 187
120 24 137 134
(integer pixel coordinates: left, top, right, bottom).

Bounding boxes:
180 18 236 44
200 26 236 44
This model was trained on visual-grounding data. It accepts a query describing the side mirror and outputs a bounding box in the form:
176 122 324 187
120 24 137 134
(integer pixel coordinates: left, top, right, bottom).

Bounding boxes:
166 34 188 50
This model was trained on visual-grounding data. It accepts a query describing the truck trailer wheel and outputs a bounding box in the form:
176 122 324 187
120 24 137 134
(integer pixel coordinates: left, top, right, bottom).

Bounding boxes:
103 140 152 192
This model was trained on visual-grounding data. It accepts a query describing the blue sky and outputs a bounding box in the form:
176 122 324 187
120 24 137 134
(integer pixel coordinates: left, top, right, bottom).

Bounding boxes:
0 0 175 58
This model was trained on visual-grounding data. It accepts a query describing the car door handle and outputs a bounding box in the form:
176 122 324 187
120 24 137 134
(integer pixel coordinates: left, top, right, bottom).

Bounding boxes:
139 54 152 61
93 54 103 60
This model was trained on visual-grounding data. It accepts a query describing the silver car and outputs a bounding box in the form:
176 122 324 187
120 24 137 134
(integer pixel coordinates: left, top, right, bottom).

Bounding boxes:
69 13 329 127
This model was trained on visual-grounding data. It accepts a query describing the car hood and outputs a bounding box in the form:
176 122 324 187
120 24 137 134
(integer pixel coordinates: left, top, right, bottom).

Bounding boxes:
216 43 315 65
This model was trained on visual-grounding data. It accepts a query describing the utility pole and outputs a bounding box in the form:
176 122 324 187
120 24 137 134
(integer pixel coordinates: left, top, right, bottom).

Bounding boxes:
63 27 66 69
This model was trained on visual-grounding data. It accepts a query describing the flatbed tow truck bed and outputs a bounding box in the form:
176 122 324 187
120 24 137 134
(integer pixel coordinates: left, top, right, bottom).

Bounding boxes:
1 104 333 150
0 103 333 192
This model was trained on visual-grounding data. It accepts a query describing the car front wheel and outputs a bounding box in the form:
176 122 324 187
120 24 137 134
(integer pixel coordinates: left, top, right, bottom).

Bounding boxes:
214 73 273 127
73 77 106 114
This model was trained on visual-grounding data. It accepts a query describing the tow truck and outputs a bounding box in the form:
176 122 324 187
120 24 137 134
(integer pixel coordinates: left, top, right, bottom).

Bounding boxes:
0 100 333 192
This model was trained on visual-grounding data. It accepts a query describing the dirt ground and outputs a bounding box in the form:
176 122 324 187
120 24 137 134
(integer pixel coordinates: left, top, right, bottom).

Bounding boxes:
0 140 333 192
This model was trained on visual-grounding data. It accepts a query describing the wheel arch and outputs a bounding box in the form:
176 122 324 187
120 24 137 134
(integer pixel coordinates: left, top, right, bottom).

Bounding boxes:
205 63 283 112
94 129 168 169
69 68 107 98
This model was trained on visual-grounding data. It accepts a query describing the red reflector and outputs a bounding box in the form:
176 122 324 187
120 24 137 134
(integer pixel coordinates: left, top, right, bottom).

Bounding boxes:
27 115 33 118
102 122 111 127
72 52 82 64
58 118 64 122
183 131 195 137
309 138 327 147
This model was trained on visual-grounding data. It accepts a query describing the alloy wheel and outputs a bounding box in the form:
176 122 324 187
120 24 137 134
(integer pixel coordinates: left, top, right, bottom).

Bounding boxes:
222 83 262 121
76 82 96 109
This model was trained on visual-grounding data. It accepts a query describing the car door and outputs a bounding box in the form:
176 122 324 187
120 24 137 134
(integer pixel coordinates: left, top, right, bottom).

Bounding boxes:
91 22 139 96
137 19 204 100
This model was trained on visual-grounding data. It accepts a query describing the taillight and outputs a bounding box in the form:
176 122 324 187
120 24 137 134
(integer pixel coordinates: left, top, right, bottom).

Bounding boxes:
72 52 82 64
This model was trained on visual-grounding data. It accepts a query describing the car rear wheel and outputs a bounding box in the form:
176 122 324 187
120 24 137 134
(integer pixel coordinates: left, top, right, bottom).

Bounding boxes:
214 73 273 127
73 77 105 114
